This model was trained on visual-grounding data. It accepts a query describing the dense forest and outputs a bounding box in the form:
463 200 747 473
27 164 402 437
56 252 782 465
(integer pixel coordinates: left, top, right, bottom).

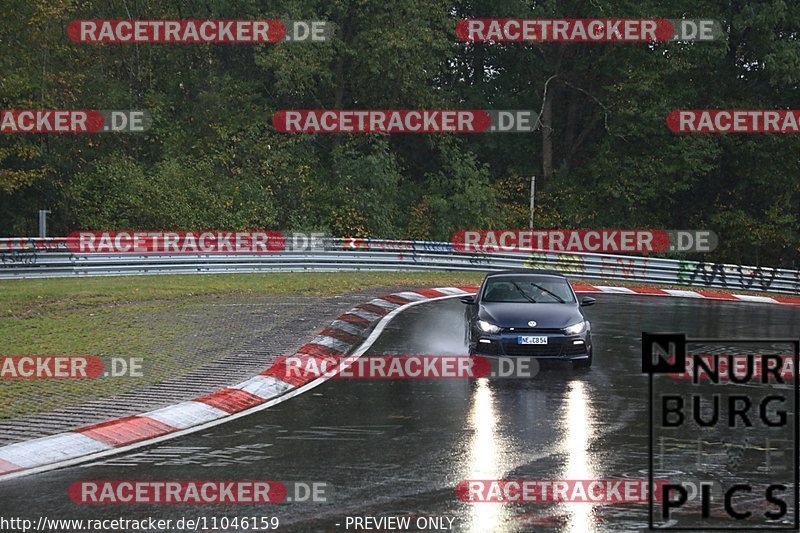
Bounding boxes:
1 0 799 268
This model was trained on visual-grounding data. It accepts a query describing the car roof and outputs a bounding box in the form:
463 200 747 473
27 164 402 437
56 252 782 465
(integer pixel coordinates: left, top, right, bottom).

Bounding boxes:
484 269 567 279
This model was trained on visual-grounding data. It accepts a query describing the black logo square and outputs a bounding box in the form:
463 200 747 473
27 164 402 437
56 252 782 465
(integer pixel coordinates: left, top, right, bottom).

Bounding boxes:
642 333 686 374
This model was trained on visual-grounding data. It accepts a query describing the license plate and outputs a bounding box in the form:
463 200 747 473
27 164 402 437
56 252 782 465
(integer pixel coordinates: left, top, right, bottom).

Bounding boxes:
518 336 548 345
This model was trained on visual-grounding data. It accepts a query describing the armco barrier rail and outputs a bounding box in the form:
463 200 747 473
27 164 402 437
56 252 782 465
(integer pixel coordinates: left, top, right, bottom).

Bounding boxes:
0 237 798 295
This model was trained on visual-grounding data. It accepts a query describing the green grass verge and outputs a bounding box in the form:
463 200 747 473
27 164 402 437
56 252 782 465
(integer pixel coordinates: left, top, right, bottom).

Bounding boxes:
0 272 484 419
0 272 484 319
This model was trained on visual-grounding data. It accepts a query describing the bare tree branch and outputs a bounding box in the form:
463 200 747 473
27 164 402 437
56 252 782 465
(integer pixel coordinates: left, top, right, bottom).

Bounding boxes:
534 74 559 131
560 79 628 142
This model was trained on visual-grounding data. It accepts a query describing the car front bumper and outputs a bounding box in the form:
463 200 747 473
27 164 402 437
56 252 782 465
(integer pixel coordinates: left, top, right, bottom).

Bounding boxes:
472 332 591 360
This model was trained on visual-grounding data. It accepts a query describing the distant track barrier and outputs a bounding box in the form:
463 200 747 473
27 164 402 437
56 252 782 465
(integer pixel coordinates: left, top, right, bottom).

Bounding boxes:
0 237 797 295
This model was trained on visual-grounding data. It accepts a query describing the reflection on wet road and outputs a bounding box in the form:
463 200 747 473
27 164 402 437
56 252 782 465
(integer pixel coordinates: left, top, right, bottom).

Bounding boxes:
0 295 797 531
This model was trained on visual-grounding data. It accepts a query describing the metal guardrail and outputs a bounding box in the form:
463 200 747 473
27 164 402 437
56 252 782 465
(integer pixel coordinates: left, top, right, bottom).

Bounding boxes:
0 237 798 295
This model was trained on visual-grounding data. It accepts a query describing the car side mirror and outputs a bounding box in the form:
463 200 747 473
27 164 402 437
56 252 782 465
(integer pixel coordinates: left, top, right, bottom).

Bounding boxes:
580 297 596 307
459 295 476 305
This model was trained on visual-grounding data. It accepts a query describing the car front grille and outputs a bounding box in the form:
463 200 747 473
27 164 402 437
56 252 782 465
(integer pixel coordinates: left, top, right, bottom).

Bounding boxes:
501 327 563 334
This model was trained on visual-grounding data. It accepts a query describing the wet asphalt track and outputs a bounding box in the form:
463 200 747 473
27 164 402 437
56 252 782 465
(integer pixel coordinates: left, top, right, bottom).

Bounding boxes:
0 294 798 532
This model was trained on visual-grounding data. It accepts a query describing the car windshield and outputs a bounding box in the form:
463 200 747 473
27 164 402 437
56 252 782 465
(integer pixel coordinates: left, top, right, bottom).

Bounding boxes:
482 277 575 303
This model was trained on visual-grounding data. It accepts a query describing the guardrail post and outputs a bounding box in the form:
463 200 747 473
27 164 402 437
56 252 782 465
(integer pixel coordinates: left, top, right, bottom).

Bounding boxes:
38 210 51 239
529 176 535 229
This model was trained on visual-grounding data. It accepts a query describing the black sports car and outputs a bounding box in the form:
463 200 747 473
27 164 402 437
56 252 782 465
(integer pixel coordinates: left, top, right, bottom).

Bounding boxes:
460 269 596 368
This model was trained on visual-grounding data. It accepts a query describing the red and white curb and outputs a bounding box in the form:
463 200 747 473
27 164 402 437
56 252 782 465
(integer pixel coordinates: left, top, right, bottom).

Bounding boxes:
0 282 797 481
573 284 800 306
0 286 478 481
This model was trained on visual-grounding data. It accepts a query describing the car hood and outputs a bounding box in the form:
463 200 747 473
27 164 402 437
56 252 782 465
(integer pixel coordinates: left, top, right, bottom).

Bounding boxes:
478 302 582 329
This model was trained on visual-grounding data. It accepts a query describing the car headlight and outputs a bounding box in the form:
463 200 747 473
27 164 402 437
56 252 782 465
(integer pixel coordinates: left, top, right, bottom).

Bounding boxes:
477 319 501 334
563 321 587 335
